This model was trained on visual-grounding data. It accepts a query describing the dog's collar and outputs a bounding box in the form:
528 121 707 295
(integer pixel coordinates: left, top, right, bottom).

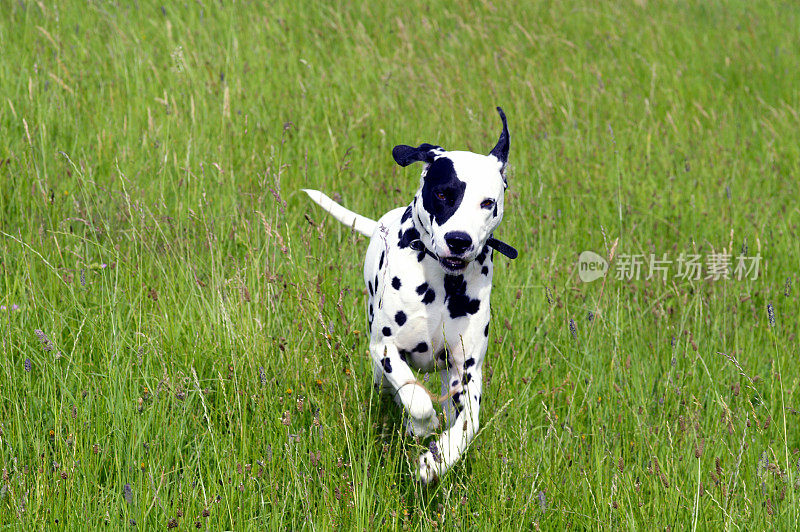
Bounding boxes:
487 237 518 259
409 238 518 261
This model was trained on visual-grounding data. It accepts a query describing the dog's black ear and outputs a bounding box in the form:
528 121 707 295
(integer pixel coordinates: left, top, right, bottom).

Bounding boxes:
392 143 442 167
489 107 509 172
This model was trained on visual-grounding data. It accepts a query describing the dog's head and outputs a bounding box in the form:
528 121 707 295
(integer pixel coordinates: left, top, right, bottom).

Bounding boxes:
392 107 510 274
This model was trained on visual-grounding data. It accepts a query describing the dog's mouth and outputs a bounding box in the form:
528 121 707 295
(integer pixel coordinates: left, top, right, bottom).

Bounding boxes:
439 256 469 272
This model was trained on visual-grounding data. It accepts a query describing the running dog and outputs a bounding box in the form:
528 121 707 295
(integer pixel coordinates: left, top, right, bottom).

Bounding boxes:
303 107 516 483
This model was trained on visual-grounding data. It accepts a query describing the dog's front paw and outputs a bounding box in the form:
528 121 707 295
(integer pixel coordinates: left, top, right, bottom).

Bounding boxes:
417 444 444 484
406 409 439 437
402 387 438 437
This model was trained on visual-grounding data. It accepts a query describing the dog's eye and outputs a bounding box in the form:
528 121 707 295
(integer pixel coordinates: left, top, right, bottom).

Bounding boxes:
480 199 495 209
435 191 448 201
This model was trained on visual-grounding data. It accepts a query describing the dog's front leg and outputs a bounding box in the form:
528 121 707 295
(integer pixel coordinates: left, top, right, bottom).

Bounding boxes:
370 342 439 437
418 367 483 483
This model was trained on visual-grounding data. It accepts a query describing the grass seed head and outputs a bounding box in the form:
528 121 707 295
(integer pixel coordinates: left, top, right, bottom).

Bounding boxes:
34 329 53 351
428 441 441 464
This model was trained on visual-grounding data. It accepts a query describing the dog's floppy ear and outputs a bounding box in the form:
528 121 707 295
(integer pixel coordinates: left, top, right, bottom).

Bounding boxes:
489 107 509 172
392 143 442 167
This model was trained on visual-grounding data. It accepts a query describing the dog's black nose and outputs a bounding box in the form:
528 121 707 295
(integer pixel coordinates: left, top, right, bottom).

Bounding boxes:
444 232 472 255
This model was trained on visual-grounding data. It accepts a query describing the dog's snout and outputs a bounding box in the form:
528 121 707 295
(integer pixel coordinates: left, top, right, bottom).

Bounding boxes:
444 232 472 255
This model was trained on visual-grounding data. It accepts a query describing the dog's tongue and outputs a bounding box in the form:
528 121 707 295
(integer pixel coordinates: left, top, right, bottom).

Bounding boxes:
487 238 518 260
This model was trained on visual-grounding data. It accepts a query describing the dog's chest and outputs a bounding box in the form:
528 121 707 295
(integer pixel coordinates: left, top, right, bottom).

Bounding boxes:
364 212 493 372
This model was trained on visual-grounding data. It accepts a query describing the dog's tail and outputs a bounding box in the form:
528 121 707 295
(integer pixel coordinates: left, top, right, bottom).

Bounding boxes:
302 189 377 237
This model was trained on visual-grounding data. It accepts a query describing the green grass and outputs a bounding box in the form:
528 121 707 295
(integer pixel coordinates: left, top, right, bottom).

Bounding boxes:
1 0 799 528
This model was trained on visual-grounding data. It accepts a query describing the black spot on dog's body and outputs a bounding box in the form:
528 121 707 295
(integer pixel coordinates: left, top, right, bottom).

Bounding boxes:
462 373 472 385
453 392 464 413
382 358 392 373
421 158 467 226
395 311 407 326
481 266 489 276
451 380 458 387
397 227 420 249
417 250 427 262
368 282 373 296
374 275 379 291
492 204 498 217
401 205 412 223
416 282 435 304
476 245 489 265
465 358 475 369
413 342 428 353
398 350 408 362
443 275 481 318
378 251 385 270
484 322 490 337
382 326 392 337
391 277 401 290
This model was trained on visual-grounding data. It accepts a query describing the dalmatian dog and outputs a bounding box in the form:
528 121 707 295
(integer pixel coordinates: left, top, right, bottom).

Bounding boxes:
303 107 516 483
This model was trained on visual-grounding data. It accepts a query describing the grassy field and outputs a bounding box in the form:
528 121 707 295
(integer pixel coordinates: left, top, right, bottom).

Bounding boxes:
1 0 799 528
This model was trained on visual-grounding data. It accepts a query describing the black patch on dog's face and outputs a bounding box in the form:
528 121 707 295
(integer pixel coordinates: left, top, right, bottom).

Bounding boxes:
401 206 412 223
413 342 428 353
421 158 466 226
443 275 481 318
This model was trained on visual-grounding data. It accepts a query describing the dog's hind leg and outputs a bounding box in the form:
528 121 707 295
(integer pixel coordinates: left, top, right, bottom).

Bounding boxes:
370 342 439 437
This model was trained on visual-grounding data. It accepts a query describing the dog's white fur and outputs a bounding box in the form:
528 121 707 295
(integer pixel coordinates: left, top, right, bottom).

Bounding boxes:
304 108 511 483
